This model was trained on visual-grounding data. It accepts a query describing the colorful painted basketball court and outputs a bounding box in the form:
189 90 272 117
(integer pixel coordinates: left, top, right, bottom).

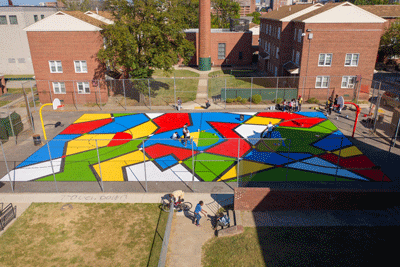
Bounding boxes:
0 112 390 183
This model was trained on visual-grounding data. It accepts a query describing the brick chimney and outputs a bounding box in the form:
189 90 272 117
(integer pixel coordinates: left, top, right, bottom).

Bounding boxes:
199 0 211 71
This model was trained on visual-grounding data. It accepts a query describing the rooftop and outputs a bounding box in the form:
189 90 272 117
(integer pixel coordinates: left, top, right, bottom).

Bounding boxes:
359 5 400 18
293 2 343 22
63 11 109 28
260 4 314 21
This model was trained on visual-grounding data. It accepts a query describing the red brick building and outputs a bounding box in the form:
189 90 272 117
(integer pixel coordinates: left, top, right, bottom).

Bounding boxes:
24 11 110 105
258 2 386 99
184 29 253 67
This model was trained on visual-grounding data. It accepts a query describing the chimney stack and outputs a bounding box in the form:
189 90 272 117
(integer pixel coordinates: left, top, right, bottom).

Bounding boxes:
198 0 211 71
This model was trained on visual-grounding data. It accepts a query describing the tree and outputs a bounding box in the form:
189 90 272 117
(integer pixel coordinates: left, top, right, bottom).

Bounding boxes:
250 11 261 25
380 19 400 61
353 0 390 5
97 0 195 80
60 0 91 11
211 0 240 28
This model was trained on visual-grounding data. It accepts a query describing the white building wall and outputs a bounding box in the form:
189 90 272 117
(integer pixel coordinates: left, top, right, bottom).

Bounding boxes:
0 6 57 75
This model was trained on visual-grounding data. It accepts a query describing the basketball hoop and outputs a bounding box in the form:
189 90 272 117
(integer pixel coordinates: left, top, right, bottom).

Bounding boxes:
52 98 61 110
57 104 65 111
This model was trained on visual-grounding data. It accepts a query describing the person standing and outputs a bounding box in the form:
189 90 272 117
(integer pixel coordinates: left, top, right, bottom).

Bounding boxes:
184 129 191 147
283 99 287 112
177 97 182 111
266 121 274 138
193 201 207 227
298 95 303 111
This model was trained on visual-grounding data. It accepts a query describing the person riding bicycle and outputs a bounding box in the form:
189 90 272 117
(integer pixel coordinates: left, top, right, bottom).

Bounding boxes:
169 190 185 209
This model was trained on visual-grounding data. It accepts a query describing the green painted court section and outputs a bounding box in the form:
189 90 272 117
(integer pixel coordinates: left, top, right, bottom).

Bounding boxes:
197 132 219 147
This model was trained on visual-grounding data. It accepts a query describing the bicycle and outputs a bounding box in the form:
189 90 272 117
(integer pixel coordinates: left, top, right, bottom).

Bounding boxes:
161 201 192 212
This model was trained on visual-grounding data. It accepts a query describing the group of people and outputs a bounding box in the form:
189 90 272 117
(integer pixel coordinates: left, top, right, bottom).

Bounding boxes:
171 123 192 147
326 95 344 116
277 96 303 112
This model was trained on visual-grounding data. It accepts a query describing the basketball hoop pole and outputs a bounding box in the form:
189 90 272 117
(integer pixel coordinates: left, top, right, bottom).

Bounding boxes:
40 103 53 140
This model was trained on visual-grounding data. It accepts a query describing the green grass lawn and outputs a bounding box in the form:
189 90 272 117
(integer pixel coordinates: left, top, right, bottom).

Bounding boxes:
0 203 168 267
6 87 38 94
150 77 199 105
152 69 200 78
202 226 399 267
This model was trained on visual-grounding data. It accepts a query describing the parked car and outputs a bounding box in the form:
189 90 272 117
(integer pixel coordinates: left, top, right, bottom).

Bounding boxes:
380 91 400 109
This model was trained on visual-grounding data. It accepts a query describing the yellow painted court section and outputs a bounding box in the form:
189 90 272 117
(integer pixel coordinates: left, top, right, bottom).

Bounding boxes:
195 107 205 109
74 114 112 124
92 150 148 181
124 120 158 139
333 146 363 158
218 161 273 181
245 117 281 125
66 134 115 156
191 132 200 146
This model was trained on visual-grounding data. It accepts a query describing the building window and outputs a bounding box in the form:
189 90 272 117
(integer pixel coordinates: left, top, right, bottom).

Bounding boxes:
9 15 17 25
218 43 226 59
341 76 357 88
74 60 88 73
77 82 90 94
345 53 359 66
0 15 7 25
295 51 300 65
298 29 302 42
277 27 281 39
268 43 270 53
41 15 45 19
53 82 66 94
292 50 295 62
318 54 332 66
269 25 271 35
34 15 38 22
264 42 267 52
18 58 25 63
294 28 296 40
8 58 15 63
239 52 243 60
276 47 279 59
49 61 63 73
275 67 278 77
315 76 330 88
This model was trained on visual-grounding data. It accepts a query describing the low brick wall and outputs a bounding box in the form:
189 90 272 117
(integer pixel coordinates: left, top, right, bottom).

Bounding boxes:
234 188 400 211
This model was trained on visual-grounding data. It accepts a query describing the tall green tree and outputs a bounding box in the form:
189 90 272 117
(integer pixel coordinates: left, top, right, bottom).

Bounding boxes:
353 0 390 5
97 0 195 80
380 19 400 60
250 11 260 25
211 0 240 28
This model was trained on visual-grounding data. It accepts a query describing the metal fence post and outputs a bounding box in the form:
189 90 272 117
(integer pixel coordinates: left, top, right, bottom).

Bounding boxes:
98 80 102 107
0 141 14 193
30 81 36 111
276 77 279 101
192 140 195 191
373 83 383 133
224 78 227 109
122 79 127 109
285 139 291 182
7 106 16 145
73 81 78 108
250 77 253 109
356 77 361 104
143 140 148 192
148 79 152 110
369 81 377 115
334 136 344 182
389 117 400 153
48 80 53 102
237 138 240 188
46 141 59 193
95 140 105 192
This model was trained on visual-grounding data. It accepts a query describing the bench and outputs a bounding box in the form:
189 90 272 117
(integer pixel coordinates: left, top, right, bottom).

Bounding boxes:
212 94 221 102
0 203 16 231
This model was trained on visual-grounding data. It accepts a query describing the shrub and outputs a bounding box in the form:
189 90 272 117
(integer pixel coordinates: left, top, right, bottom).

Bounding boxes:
306 97 319 104
240 99 247 104
252 94 262 104
236 96 242 102
273 98 283 104
226 98 234 103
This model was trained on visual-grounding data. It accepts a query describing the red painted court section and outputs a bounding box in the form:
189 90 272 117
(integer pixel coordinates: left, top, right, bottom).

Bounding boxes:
60 118 113 135
145 144 198 161
107 132 132 147
319 153 391 181
153 113 191 134
257 112 305 120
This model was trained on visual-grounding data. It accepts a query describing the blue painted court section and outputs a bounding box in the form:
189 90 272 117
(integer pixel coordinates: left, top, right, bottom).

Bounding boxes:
155 155 178 170
89 114 149 134
17 134 81 168
296 111 327 119
244 150 312 165
287 157 369 181
313 131 352 151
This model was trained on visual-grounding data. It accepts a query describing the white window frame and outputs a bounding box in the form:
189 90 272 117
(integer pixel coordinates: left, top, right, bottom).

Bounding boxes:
318 53 332 66
295 51 300 65
52 82 66 94
0 15 7 25
341 76 357 88
277 27 281 39
49 60 62 73
77 81 90 94
298 29 302 42
345 53 359 66
276 47 279 59
74 60 88 73
315 76 330 88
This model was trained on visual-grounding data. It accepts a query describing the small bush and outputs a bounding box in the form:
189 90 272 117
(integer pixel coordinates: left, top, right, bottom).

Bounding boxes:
236 96 242 102
306 97 319 104
252 94 262 104
226 98 234 103
273 98 283 104
240 99 247 104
